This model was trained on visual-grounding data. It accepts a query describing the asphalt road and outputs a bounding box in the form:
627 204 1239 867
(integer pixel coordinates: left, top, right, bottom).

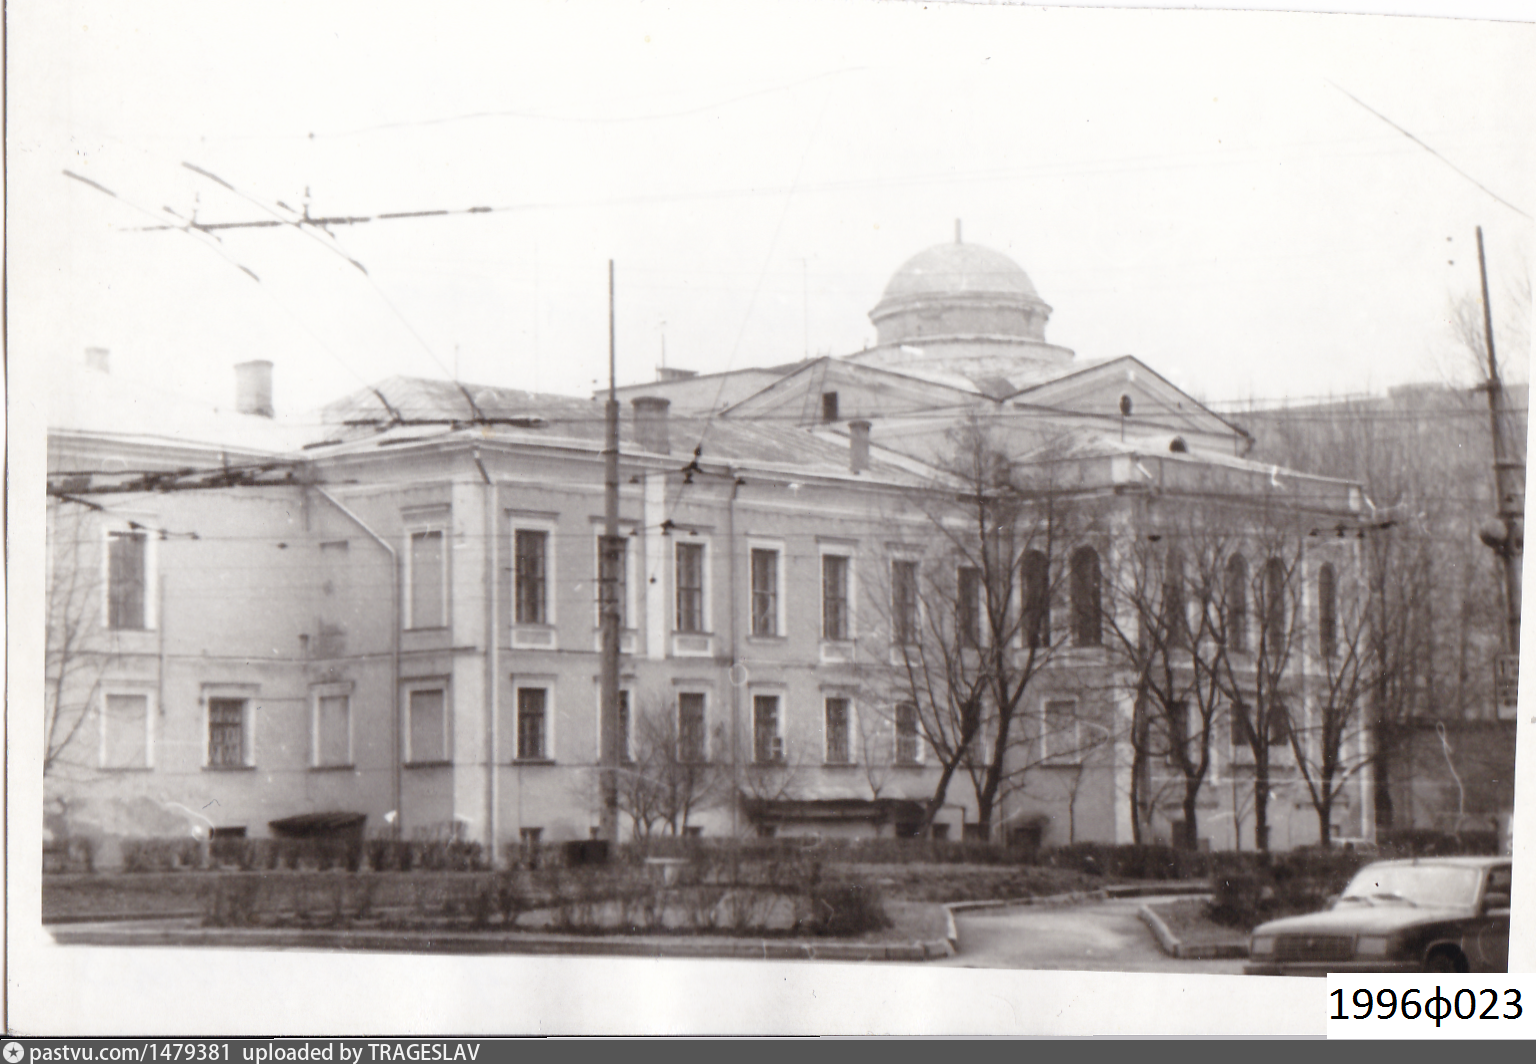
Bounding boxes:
939 894 1247 974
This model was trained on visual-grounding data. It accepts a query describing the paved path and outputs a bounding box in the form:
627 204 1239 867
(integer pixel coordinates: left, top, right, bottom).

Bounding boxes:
939 894 1246 974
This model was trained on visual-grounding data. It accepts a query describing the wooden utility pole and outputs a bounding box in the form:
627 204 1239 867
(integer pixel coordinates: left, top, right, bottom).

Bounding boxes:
599 260 623 843
1475 227 1524 657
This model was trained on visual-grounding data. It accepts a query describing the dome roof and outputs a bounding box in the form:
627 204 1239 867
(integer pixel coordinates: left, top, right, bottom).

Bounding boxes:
879 241 1040 303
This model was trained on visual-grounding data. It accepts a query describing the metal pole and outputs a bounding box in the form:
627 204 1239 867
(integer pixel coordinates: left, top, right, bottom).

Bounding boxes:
1476 227 1523 653
600 260 623 843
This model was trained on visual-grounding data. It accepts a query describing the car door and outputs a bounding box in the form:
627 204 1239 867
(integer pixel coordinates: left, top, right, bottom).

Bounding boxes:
1473 865 1511 972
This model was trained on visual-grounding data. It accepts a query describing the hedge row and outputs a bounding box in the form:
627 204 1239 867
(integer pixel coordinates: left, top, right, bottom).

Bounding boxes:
48 828 1502 877
197 858 891 938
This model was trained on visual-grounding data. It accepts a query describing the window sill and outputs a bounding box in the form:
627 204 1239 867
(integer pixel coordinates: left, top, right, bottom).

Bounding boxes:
310 763 357 772
821 761 858 769
512 758 557 766
203 764 257 772
892 761 925 770
404 760 453 769
746 633 786 643
404 626 451 633
98 765 154 773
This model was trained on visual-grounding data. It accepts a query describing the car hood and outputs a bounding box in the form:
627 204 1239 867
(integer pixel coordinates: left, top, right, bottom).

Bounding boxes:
1252 904 1473 937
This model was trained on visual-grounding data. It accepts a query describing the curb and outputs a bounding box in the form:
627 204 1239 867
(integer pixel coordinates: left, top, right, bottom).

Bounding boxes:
49 919 953 964
1137 902 1251 960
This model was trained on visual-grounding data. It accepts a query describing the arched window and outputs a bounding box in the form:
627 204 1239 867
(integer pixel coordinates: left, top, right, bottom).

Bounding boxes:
1162 548 1187 647
1022 549 1050 649
1225 554 1249 652
1317 562 1337 659
1070 546 1102 647
1262 558 1286 652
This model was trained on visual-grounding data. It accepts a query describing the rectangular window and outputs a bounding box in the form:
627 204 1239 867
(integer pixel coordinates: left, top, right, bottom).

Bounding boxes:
102 693 149 769
676 542 705 633
822 554 850 641
753 695 782 764
316 694 351 766
750 548 780 636
408 688 447 763
1229 701 1256 748
895 702 921 765
678 693 707 763
824 697 851 764
515 530 548 625
891 560 919 645
108 531 147 630
409 529 446 629
517 687 548 761
208 698 247 768
1044 699 1080 761
821 391 839 423
958 566 981 646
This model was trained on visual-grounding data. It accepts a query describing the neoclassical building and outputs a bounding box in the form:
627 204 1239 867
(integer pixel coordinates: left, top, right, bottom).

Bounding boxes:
45 232 1373 855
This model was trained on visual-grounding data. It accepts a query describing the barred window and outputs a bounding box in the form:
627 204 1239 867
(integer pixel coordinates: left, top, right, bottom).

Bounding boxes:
208 698 246 768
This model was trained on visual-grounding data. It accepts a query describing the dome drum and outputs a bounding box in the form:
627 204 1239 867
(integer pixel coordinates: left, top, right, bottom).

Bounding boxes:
870 291 1052 346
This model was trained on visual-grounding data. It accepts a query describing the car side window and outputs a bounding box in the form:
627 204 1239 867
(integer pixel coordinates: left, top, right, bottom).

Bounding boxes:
1486 867 1512 894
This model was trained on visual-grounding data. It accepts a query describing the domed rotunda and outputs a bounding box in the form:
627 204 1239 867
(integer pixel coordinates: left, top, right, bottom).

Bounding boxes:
846 225 1074 389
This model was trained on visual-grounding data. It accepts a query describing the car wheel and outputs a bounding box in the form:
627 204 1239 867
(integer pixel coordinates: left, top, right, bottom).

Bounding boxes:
1425 949 1465 973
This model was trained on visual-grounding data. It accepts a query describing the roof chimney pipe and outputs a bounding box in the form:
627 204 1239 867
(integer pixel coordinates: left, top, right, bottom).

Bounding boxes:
849 419 871 474
632 396 671 455
235 360 274 418
85 347 110 373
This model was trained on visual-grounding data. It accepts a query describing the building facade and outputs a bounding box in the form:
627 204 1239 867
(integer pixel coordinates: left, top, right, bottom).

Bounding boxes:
46 235 1376 856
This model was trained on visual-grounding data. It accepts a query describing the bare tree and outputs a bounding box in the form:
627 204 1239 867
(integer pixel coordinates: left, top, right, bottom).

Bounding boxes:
45 501 112 777
1104 517 1240 850
1287 541 1375 846
870 420 1082 837
614 694 729 838
1213 515 1307 852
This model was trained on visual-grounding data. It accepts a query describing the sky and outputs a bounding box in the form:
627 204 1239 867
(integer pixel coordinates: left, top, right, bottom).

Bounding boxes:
12 1 1535 426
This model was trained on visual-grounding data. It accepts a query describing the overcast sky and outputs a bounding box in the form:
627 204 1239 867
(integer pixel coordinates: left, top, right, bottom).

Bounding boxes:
13 2 1534 425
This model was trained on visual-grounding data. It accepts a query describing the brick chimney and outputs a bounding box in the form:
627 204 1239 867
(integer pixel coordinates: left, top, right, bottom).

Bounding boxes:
849 419 871 473
235 360 274 418
632 396 671 455
85 347 110 373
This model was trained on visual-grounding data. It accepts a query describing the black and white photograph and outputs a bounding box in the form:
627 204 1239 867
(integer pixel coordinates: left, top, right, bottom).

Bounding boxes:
8 0 1533 1037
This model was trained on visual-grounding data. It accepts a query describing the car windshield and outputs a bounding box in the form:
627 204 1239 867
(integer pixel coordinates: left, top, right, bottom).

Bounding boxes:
1339 864 1483 908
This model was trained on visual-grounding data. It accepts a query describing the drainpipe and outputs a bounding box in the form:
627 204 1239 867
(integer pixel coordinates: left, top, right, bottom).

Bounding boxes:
316 488 402 840
475 452 501 868
726 468 743 842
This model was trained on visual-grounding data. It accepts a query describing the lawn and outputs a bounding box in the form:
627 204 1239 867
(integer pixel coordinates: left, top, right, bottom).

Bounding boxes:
1143 898 1251 951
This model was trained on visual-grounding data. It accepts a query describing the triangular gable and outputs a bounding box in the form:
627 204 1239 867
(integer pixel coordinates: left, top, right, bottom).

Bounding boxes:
723 357 986 425
1005 355 1250 446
